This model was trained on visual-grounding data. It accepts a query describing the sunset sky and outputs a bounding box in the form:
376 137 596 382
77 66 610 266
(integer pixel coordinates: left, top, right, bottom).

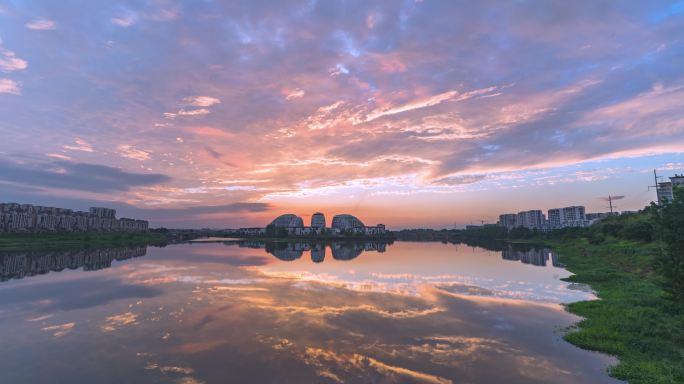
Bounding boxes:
1 1 683 228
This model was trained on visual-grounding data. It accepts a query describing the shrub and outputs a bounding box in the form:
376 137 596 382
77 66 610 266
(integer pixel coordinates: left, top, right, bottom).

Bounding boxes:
653 187 684 302
587 232 605 245
621 221 654 242
600 221 624 237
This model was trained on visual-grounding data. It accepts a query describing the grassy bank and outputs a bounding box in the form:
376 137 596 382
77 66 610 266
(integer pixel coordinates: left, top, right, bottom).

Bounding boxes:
552 237 683 383
458 202 684 383
0 232 170 251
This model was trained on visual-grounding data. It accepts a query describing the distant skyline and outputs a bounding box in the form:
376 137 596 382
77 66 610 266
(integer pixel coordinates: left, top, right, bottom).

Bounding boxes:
0 1 683 228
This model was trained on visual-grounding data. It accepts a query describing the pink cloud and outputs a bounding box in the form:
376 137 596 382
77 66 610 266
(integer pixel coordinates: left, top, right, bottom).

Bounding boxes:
25 19 56 30
185 126 234 138
0 40 28 73
282 88 305 100
0 78 20 94
117 144 151 161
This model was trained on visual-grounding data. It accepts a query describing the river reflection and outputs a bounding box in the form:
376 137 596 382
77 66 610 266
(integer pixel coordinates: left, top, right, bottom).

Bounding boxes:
0 242 619 383
0 247 147 281
227 240 388 262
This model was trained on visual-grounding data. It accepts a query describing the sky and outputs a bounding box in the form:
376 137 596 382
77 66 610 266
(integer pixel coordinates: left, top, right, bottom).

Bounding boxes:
0 0 683 229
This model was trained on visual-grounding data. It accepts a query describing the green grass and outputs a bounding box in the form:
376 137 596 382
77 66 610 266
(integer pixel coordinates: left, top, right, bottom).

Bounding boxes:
0 232 170 251
550 238 684 383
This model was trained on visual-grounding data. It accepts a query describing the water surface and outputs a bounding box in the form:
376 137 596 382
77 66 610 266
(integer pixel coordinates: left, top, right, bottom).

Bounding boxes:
0 241 619 383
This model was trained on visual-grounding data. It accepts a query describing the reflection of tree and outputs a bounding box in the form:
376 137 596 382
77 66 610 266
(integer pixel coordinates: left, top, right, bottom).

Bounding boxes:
0 247 147 282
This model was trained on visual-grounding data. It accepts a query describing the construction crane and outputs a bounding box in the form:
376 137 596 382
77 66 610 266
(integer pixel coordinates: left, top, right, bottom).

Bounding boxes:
648 169 664 204
601 195 625 214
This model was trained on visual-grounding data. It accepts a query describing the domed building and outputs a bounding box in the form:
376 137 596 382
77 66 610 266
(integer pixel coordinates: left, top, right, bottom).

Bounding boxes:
269 214 304 228
311 212 326 228
331 214 365 230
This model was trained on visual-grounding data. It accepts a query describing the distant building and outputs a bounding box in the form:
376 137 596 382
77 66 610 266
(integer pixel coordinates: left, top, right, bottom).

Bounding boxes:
547 206 586 229
89 207 116 219
238 227 266 236
657 174 684 204
241 212 386 237
363 224 386 235
269 214 304 228
586 212 612 222
0 203 148 233
118 218 149 232
331 214 365 230
311 212 326 229
516 210 545 230
584 212 608 221
498 214 517 230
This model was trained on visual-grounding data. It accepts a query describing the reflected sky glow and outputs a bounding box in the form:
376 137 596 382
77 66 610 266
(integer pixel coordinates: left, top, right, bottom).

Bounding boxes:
0 242 619 383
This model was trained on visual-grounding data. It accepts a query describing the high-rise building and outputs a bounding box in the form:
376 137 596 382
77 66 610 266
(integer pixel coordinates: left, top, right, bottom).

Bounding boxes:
89 207 116 218
498 214 517 230
547 206 586 229
311 212 326 228
516 210 545 230
657 174 684 204
0 203 147 233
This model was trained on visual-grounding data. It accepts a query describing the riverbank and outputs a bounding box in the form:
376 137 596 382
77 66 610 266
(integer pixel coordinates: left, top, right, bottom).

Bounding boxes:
455 205 684 383
0 232 170 251
536 237 682 384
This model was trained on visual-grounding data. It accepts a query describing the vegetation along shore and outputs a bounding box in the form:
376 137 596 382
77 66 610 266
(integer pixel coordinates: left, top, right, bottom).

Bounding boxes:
0 231 170 251
460 190 684 384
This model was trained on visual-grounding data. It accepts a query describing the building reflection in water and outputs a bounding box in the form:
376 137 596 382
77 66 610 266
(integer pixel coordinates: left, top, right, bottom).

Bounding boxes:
0 247 147 282
228 240 389 262
501 245 561 267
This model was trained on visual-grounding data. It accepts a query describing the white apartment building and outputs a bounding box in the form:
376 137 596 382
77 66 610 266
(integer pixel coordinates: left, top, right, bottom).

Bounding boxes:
547 206 586 229
516 210 546 230
498 214 517 230
0 203 149 233
657 174 684 204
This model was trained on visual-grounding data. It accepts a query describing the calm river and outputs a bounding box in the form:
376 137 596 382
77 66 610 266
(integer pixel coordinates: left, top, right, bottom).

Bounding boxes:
0 241 620 383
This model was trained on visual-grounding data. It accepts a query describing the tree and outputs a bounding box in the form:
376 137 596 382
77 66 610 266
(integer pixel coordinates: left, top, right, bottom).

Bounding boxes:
653 186 684 302
621 220 654 242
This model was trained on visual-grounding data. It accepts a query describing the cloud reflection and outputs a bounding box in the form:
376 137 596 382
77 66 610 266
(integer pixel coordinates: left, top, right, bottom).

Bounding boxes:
0 242 620 383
